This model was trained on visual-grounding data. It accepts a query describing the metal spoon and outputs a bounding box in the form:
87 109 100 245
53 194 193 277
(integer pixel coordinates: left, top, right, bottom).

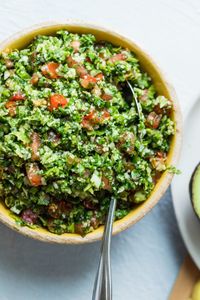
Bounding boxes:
92 81 141 300
92 197 116 300
126 80 142 119
126 81 145 140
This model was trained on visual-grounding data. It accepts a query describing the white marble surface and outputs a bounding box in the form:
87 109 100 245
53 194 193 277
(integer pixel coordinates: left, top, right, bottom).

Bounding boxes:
0 0 199 299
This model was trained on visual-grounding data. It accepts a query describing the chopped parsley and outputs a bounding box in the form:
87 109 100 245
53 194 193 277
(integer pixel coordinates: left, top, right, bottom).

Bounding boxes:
0 31 174 235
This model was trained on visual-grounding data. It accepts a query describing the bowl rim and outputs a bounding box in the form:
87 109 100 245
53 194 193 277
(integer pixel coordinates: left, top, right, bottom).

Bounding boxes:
0 21 182 244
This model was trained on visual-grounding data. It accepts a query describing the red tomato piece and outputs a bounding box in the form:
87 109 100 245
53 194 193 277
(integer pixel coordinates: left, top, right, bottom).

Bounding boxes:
26 163 42 186
81 120 93 130
102 110 110 120
66 55 77 67
48 201 73 218
156 151 166 159
30 73 39 85
101 93 113 101
146 112 162 129
30 132 40 161
83 111 96 121
80 75 97 89
49 94 69 111
81 111 96 130
95 73 104 81
5 101 16 116
71 40 80 52
82 110 109 129
76 65 88 78
118 132 135 155
67 55 88 78
102 176 112 191
85 57 92 63
99 110 110 124
109 53 127 63
41 62 60 79
10 92 25 101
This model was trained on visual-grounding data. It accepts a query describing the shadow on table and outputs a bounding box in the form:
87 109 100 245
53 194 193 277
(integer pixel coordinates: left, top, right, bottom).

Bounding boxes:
0 188 187 300
0 221 100 287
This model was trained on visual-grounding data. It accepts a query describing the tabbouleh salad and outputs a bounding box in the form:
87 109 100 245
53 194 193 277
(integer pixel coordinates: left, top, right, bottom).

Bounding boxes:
0 31 175 235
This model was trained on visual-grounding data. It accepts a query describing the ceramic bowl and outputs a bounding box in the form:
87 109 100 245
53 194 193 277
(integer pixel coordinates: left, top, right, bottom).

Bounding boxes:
0 21 182 244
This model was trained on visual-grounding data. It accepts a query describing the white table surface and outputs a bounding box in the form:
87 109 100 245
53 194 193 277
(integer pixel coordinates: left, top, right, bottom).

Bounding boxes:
0 0 200 299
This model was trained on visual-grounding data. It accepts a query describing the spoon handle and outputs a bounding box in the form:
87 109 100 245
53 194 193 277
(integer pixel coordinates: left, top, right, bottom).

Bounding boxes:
92 197 117 300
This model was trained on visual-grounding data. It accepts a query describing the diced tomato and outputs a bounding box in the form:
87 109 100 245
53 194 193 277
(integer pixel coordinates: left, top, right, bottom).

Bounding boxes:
5 101 16 116
154 104 163 115
102 176 112 191
100 110 110 123
30 73 39 85
10 92 25 101
76 65 88 78
83 111 96 121
67 55 88 78
81 111 96 130
146 112 162 129
85 56 92 63
102 110 110 119
118 132 135 155
21 209 38 224
66 55 77 67
156 151 166 159
30 132 40 161
109 53 127 63
101 93 113 101
26 163 43 186
80 75 97 89
49 94 69 111
82 110 109 129
71 40 80 52
81 120 93 130
41 62 60 79
95 73 104 81
48 201 73 218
